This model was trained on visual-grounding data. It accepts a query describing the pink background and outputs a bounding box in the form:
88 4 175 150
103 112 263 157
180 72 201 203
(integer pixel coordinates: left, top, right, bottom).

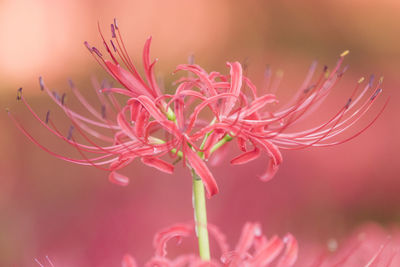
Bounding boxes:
0 1 399 266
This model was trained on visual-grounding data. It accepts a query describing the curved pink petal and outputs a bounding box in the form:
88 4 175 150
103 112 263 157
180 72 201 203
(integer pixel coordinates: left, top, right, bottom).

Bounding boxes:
137 95 181 136
259 159 280 182
230 147 261 165
153 223 193 257
175 64 217 96
277 233 299 267
184 145 219 198
141 157 174 174
250 235 285 266
122 254 137 267
109 171 129 186
105 60 151 98
222 61 243 116
142 36 162 97
253 138 283 182
110 157 135 171
234 222 262 257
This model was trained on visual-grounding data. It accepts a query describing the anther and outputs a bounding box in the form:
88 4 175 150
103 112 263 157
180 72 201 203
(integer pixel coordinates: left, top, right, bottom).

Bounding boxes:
110 40 117 52
114 18 119 30
111 24 116 38
379 76 384 84
52 91 61 102
92 47 102 57
358 77 365 84
370 88 382 101
345 98 352 109
340 50 350 57
45 110 50 124
5 108 10 113
67 125 74 140
16 87 22 100
39 76 44 91
61 93 66 105
323 65 328 72
84 41 92 52
101 105 106 119
68 79 75 88
369 74 375 88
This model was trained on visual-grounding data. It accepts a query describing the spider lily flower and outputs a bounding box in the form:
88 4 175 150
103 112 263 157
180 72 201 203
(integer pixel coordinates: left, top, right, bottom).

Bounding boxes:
9 20 387 199
8 20 219 197
300 223 400 266
122 222 298 267
174 52 388 183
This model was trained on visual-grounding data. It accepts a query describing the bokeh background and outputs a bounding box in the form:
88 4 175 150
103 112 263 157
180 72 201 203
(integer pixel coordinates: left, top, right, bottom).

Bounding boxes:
1 0 399 266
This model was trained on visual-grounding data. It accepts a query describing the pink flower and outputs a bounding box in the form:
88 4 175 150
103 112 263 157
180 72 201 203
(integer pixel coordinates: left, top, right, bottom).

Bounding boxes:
122 222 298 267
9 20 387 198
174 55 387 184
299 223 400 266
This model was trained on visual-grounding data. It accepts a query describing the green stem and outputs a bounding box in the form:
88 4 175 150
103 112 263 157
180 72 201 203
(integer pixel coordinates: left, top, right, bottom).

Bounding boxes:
192 171 211 261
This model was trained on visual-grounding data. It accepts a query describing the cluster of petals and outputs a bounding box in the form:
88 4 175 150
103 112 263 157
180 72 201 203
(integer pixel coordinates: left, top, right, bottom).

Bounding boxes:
122 222 298 267
33 222 400 266
9 20 387 198
300 223 400 266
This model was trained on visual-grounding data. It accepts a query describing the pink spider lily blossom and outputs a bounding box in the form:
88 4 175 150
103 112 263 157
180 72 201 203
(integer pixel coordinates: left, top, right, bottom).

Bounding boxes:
122 222 298 267
174 54 388 185
9 20 387 199
299 223 400 266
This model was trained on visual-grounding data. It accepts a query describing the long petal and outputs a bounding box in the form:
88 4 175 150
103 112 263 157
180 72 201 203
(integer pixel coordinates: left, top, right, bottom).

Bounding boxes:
230 147 261 165
105 60 151 97
222 61 243 116
253 138 283 182
250 235 285 266
184 145 219 198
109 171 129 186
153 224 193 257
137 95 181 136
121 254 138 267
277 233 298 267
141 157 174 174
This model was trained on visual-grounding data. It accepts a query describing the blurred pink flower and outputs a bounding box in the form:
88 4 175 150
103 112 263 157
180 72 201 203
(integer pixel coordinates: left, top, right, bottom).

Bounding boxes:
300 223 400 266
9 20 387 198
122 222 298 267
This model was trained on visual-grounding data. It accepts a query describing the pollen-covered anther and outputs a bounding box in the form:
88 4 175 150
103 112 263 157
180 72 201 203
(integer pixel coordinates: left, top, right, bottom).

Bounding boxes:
340 50 350 57
358 77 365 84
16 87 22 100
